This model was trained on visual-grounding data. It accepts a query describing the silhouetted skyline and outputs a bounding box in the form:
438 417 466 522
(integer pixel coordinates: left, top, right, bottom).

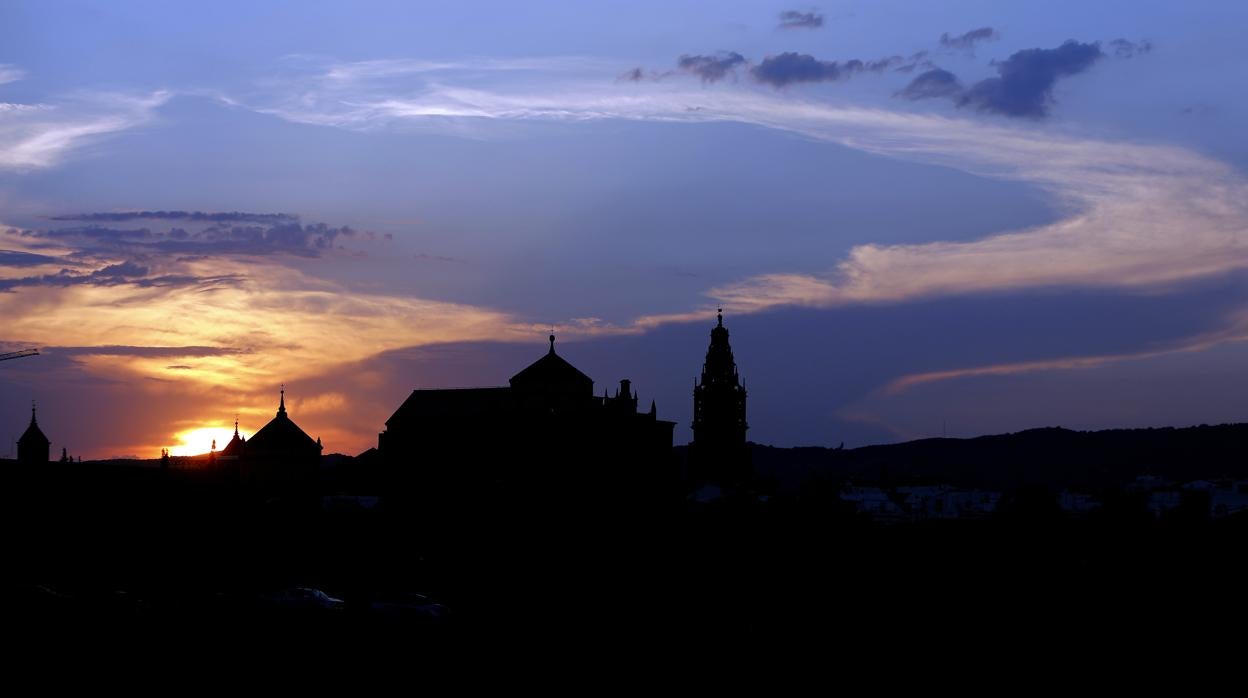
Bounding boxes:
4 3 1248 460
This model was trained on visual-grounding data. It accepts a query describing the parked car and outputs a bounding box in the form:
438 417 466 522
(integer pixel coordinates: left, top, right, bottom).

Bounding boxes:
367 592 449 621
257 587 345 611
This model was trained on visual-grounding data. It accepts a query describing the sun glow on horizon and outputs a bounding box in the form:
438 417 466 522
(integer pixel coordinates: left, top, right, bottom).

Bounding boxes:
168 426 249 457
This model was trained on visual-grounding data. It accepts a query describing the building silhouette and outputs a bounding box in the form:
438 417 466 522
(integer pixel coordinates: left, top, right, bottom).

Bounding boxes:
378 335 675 506
237 389 323 493
17 402 50 465
220 417 245 462
690 310 750 488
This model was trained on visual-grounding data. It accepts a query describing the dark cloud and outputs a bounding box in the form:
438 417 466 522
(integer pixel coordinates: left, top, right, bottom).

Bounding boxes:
751 52 904 88
897 69 964 100
940 27 999 50
0 210 371 297
52 345 249 358
618 67 647 82
894 51 933 73
0 262 244 292
0 250 63 267
778 10 824 29
957 40 1104 118
92 260 149 278
50 211 297 225
1107 38 1152 58
676 52 746 83
16 217 359 259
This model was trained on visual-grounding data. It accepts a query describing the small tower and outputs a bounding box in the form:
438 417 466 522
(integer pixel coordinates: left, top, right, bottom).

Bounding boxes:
17 401 50 465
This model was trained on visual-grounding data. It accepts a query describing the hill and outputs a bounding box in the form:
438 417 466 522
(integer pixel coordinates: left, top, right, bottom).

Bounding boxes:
729 423 1248 493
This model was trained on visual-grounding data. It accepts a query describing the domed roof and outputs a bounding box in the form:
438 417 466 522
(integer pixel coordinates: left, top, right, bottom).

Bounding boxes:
509 334 593 391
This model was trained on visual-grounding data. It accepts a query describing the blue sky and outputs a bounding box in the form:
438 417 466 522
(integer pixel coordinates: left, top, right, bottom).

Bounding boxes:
3 1 1248 458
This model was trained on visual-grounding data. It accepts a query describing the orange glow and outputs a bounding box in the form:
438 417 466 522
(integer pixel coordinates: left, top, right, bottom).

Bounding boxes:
168 426 247 457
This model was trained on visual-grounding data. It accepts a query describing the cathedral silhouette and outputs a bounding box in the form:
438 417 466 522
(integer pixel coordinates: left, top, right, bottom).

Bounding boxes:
376 333 676 505
7 311 751 504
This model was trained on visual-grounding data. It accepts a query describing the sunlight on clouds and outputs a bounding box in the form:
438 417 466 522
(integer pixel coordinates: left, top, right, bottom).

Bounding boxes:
0 259 520 387
241 65 1248 317
0 249 545 455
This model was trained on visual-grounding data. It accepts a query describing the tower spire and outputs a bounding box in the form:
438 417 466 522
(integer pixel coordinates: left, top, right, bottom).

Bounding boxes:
278 384 286 415
30 400 37 425
691 308 749 485
549 333 556 354
234 415 239 437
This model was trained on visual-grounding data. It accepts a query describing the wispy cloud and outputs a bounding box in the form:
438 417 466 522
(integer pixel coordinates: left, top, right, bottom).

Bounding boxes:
51 210 297 225
234 62 1248 329
14 212 360 260
0 64 25 85
881 307 1248 395
0 90 170 171
896 68 963 100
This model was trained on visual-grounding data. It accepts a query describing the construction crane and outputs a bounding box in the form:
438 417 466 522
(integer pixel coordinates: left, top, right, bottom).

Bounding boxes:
0 349 39 363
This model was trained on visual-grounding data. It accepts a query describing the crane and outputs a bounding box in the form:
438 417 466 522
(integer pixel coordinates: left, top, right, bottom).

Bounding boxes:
0 349 39 362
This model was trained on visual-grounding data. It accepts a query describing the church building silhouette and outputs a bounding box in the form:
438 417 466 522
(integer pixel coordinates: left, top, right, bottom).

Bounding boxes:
378 334 675 504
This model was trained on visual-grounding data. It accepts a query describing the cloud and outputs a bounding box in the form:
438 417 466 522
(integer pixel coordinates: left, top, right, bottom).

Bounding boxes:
0 91 170 171
896 68 963 100
676 52 747 83
778 10 824 30
939 27 998 50
618 67 648 83
0 64 24 85
881 307 1248 395
1107 38 1152 58
14 214 360 259
53 345 250 358
234 57 1248 328
751 52 903 87
0 250 63 267
0 260 244 293
957 40 1104 118
50 211 297 225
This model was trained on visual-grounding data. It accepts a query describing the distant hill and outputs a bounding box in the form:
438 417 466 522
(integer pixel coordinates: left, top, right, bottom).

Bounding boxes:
698 423 1248 493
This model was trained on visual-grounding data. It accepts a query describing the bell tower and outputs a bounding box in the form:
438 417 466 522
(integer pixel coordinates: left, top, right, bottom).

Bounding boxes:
691 309 749 485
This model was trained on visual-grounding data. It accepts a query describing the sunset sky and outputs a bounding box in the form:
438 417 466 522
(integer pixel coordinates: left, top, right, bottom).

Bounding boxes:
3 1 1248 459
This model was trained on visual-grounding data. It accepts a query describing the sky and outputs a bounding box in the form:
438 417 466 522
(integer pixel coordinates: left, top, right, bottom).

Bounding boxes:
3 1 1248 459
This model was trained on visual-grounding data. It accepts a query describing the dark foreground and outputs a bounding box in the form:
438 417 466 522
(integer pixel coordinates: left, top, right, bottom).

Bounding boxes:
8 494 1248 670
